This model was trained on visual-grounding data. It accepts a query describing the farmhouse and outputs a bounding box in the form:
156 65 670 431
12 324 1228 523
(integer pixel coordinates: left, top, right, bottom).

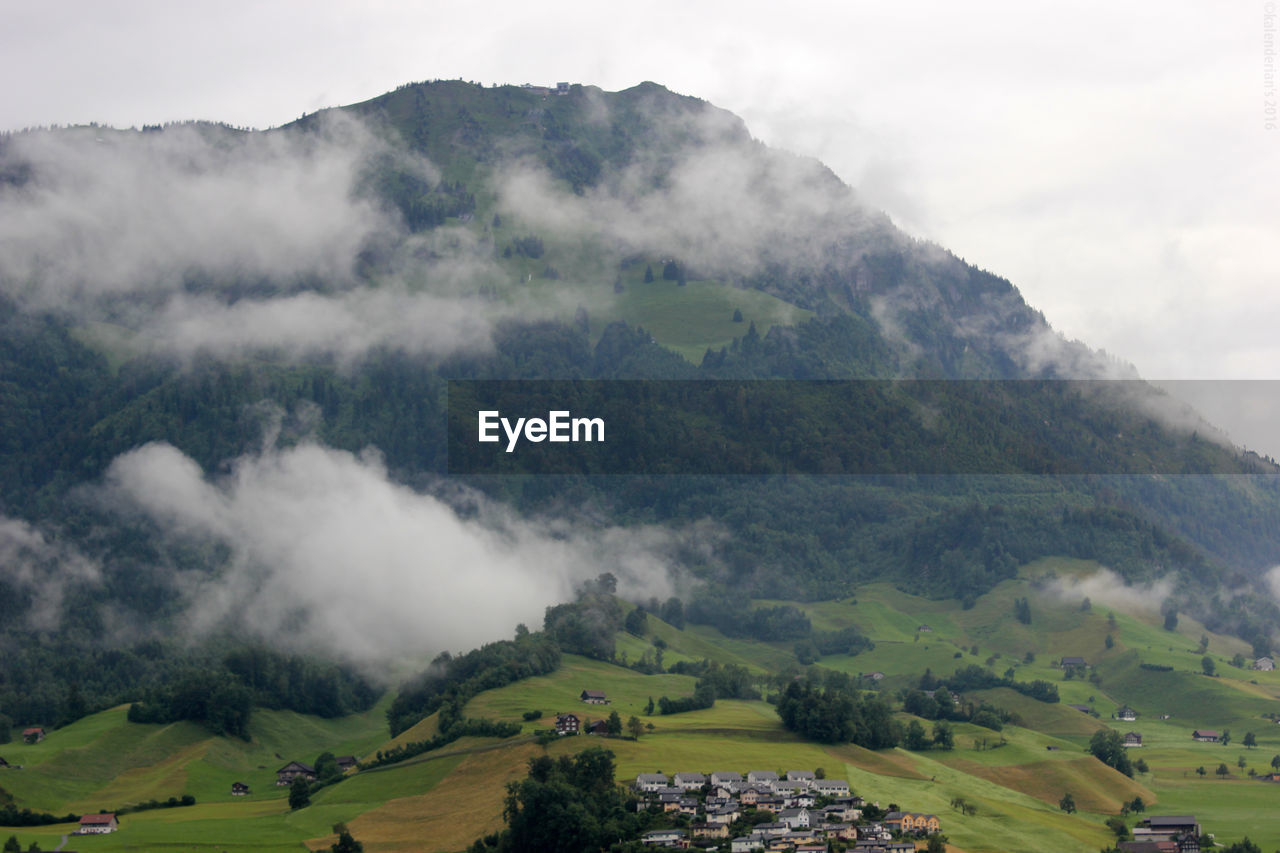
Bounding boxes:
1116 705 1138 721
1191 729 1220 743
77 813 118 834
1254 657 1275 671
555 713 580 735
584 719 609 735
580 689 609 704
1123 732 1144 748
22 727 45 744
336 755 358 773
231 781 251 796
276 761 316 786
1060 656 1088 668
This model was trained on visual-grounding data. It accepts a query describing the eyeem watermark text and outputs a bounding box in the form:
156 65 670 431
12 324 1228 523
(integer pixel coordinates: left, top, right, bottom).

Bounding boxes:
478 410 605 452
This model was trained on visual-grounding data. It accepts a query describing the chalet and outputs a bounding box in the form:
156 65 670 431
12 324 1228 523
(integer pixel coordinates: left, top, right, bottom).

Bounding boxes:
584 719 609 736
884 811 941 834
1060 656 1088 668
580 689 609 704
812 777 851 797
673 771 706 791
640 828 687 847
231 781 251 796
335 755 358 773
738 786 761 805
635 772 669 792
1255 657 1276 671
1116 705 1138 721
1191 729 1219 743
710 771 742 787
1124 732 1144 748
77 813 118 834
276 761 316 786
555 713 579 735
917 624 933 632
865 671 885 681
22 727 44 744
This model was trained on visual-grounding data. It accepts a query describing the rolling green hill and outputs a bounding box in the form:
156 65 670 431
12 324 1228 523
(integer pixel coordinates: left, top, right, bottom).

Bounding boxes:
5 566 1280 851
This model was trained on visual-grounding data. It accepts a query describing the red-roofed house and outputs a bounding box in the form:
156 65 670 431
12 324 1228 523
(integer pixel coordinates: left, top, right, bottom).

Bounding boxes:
78 813 118 834
22 727 45 744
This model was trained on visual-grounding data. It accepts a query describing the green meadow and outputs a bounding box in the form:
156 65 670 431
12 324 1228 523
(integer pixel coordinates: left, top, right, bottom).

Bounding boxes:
6 559 1280 851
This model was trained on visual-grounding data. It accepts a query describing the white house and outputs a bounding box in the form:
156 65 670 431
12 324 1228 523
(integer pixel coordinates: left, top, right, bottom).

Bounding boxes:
673 771 706 791
635 772 669 792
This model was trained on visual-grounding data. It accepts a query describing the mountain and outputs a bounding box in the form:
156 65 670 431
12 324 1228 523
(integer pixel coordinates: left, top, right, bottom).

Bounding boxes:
1 79 1280 732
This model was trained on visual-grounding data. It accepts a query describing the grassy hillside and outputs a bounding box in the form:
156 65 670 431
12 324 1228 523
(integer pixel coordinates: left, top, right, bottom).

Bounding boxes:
6 562 1280 851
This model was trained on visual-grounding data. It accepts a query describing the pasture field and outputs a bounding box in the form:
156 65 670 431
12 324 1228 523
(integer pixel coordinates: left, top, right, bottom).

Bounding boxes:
6 561 1280 851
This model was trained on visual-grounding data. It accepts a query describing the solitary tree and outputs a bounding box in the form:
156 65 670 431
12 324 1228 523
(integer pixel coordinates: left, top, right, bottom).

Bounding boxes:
1270 754 1280 770
1222 730 1232 747
606 710 622 736
1196 765 1207 777
1244 731 1257 749
627 716 644 740
289 775 311 810
1216 762 1231 779
1202 656 1216 677
1059 792 1076 813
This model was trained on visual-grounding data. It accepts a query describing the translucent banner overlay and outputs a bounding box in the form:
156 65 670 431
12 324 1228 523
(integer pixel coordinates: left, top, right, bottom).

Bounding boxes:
445 380 1280 476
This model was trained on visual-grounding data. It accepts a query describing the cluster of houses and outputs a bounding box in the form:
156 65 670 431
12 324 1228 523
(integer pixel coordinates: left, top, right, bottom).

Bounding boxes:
633 769 937 851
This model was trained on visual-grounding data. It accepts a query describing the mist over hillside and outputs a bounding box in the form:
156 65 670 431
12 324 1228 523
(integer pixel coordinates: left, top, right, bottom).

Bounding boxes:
2 80 1280 726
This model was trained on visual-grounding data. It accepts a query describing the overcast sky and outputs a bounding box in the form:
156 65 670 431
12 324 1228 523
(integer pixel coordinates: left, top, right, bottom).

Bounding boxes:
4 1 1278 450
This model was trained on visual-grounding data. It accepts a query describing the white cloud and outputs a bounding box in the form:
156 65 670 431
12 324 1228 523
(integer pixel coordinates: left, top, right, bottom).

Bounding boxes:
103 440 684 675
0 515 101 630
